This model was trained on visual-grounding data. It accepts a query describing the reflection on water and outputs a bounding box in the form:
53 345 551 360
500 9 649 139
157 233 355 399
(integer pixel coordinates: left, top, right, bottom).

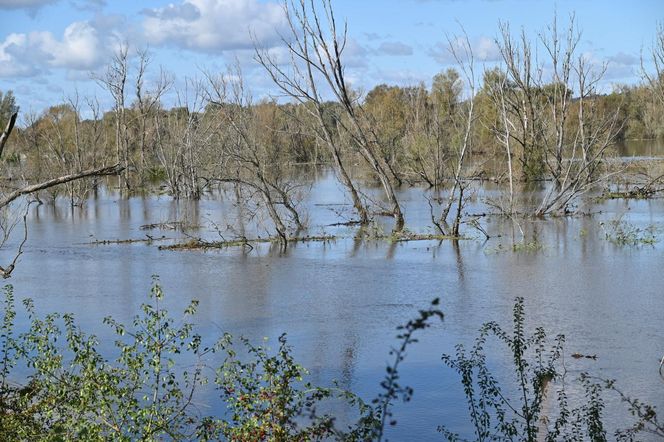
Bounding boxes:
3 148 664 439
616 138 664 159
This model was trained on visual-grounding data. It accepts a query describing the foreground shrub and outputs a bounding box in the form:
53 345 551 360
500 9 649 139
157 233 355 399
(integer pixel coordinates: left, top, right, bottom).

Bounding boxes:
0 281 383 441
0 282 661 441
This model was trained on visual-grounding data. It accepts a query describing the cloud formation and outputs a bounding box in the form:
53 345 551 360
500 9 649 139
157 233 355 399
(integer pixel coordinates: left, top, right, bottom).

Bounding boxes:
142 0 287 52
603 51 639 82
0 19 122 77
608 51 638 66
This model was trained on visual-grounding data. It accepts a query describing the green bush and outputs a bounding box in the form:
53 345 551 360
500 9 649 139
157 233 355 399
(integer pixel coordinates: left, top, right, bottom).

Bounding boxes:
0 281 379 441
0 283 661 441
439 297 605 440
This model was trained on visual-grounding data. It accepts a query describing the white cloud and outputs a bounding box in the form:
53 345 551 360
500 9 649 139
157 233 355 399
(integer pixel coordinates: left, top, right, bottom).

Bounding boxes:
328 38 369 70
370 67 430 86
0 19 120 77
364 32 383 42
0 0 59 17
601 51 639 82
142 0 287 52
70 0 106 12
474 36 501 61
608 51 638 66
52 22 103 69
0 34 39 76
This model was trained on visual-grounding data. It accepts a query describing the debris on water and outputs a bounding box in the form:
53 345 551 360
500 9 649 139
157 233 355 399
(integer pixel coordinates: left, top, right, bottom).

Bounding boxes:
571 353 597 360
82 235 168 245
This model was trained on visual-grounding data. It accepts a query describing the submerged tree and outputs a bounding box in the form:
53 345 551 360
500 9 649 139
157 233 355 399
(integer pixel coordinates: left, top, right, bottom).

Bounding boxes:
256 0 406 231
131 49 172 184
204 66 305 244
434 32 478 236
94 44 131 190
153 78 215 199
487 15 622 216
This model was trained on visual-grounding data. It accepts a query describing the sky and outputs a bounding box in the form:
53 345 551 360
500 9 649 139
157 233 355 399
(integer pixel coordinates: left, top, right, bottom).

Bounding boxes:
0 0 662 117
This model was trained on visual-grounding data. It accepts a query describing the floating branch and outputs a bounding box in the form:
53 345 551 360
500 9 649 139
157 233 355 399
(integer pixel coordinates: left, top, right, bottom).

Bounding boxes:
159 235 336 251
139 221 199 231
82 235 170 245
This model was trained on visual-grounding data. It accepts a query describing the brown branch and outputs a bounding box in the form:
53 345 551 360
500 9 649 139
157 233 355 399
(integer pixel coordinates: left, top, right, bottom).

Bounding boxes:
0 163 124 209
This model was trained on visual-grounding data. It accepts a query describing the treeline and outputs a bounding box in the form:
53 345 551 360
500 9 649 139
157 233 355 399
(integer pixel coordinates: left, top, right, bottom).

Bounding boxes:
4 70 663 182
1 3 664 239
4 73 663 189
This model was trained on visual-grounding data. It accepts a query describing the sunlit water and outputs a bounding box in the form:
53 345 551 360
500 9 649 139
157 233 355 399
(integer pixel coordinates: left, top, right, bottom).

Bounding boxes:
3 146 664 440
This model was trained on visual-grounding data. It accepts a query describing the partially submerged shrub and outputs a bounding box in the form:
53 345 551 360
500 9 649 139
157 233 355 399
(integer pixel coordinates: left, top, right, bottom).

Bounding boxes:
601 218 659 246
486 240 546 254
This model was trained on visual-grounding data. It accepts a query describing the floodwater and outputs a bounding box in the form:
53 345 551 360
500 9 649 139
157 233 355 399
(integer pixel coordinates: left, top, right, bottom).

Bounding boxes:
4 146 664 440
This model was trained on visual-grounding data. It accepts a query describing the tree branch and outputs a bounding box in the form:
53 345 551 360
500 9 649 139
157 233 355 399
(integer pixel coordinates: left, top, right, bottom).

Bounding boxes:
0 163 124 209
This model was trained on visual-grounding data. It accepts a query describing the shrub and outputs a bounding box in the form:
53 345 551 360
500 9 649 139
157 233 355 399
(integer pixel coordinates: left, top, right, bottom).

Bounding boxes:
0 283 661 441
0 281 377 441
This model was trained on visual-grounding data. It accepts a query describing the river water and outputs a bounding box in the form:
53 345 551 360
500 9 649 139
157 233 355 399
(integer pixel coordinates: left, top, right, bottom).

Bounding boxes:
4 147 664 439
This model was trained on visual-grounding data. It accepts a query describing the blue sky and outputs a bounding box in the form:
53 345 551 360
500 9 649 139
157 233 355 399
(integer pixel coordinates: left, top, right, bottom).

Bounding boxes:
0 0 662 116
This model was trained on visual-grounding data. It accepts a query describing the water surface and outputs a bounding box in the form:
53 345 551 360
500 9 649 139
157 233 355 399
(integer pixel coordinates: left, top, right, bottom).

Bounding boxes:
4 146 664 440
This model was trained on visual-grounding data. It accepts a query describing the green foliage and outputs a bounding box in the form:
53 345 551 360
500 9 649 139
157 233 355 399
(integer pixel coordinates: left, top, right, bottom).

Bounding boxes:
511 241 546 253
146 166 167 183
432 69 463 116
364 84 409 172
0 282 378 441
0 284 661 441
486 240 546 254
607 377 664 440
0 281 208 440
3 151 21 165
439 297 610 441
202 333 374 441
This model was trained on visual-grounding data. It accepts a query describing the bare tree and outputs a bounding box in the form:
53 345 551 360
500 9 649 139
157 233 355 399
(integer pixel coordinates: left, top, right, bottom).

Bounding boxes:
154 78 213 199
133 49 172 180
434 31 478 236
256 0 407 231
535 19 622 215
94 44 130 189
204 66 304 244
494 22 548 183
488 16 621 216
642 22 664 107
483 67 517 213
